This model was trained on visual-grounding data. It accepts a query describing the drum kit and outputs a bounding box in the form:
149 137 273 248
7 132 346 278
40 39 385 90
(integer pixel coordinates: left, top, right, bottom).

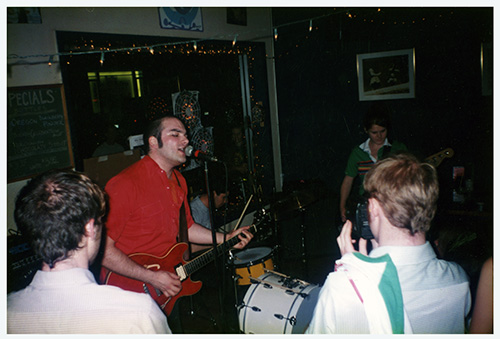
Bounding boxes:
228 249 320 334
238 270 320 334
224 182 325 334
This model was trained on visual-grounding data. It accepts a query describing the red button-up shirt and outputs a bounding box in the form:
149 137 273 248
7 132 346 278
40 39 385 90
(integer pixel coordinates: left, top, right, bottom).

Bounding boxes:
105 155 194 257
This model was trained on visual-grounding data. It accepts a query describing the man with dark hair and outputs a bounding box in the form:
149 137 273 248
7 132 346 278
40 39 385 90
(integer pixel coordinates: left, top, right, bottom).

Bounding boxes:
190 164 229 230
189 164 229 254
308 153 471 334
7 170 170 334
100 116 253 331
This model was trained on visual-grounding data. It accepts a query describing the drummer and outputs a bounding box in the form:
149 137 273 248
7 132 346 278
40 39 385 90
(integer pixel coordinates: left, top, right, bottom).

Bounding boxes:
189 163 229 254
190 164 228 230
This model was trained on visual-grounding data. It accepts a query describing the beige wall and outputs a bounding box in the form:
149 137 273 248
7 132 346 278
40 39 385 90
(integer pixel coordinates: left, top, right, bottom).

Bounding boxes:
7 7 281 232
7 7 273 88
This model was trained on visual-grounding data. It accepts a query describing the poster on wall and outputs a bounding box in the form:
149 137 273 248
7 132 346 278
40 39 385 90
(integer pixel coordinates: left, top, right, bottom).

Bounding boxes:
357 48 415 101
171 90 214 171
7 7 42 24
158 7 203 31
227 8 247 26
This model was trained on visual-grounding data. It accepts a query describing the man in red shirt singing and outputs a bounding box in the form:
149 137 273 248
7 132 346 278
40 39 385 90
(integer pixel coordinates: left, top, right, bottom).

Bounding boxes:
100 116 253 330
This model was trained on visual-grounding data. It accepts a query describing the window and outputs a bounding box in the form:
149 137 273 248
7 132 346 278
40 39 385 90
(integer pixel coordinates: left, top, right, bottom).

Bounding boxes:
87 71 143 114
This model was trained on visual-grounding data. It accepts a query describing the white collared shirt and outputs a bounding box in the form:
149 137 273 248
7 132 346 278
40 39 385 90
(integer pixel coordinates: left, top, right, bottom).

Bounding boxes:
307 242 471 334
359 137 392 162
7 268 171 334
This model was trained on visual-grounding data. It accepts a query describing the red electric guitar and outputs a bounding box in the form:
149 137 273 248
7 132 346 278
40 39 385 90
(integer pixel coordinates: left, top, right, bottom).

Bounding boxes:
104 218 267 316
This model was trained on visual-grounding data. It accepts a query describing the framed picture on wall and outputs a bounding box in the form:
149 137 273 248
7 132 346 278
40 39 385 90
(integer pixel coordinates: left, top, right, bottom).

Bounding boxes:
7 7 42 24
357 48 415 101
227 8 247 26
158 7 203 31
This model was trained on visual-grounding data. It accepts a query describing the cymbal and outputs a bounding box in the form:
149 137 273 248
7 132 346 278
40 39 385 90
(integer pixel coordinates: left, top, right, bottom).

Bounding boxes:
272 189 318 221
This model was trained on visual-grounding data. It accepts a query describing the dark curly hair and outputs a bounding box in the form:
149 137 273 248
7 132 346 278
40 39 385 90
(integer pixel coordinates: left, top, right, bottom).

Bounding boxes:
14 170 106 268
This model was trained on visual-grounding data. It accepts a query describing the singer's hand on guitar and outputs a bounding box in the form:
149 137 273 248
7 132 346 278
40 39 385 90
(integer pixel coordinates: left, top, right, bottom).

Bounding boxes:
149 270 182 298
227 225 253 250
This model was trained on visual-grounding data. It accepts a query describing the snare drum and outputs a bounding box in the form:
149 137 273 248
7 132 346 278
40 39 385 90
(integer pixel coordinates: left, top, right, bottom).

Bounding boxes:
238 271 320 334
231 247 274 286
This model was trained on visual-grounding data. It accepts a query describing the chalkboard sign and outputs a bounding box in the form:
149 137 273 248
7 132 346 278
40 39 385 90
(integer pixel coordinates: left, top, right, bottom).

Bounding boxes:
7 85 74 182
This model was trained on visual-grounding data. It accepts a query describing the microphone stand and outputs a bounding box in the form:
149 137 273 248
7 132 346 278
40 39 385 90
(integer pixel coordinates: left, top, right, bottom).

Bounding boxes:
203 161 228 331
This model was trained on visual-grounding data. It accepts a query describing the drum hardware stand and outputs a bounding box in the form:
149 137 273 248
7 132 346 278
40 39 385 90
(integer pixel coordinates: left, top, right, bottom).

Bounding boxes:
227 251 242 310
240 178 248 204
185 294 218 329
263 269 311 286
238 302 261 313
274 313 297 326
202 160 230 332
232 274 242 308
298 208 308 280
248 273 309 297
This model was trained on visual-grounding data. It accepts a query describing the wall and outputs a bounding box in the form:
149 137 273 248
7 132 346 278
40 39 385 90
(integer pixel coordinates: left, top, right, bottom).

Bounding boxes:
7 7 275 232
272 8 493 215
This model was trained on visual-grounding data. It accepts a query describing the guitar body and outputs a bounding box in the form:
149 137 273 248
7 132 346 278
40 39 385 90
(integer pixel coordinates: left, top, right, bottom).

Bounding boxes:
104 242 202 316
103 218 267 317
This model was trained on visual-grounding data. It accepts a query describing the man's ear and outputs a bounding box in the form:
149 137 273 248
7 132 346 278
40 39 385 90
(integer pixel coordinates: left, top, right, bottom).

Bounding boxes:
149 135 158 149
84 219 96 239
368 198 381 217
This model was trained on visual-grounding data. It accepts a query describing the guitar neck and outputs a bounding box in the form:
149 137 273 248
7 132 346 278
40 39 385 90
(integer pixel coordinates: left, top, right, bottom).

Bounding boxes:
183 224 257 276
425 148 454 168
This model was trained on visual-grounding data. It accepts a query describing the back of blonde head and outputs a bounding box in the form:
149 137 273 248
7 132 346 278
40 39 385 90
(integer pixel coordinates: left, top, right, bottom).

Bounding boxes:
364 152 439 235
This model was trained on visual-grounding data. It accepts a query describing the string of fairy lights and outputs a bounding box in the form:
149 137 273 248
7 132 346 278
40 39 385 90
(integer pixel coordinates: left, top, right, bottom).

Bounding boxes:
6 8 418 66
7 8 465 67
6 7 465 76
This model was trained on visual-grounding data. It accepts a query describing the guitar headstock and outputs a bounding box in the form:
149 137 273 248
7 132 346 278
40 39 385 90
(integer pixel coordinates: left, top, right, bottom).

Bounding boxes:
251 208 272 234
425 148 454 168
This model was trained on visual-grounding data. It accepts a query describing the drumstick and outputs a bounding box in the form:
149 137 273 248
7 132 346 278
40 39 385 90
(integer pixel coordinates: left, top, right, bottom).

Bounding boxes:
233 194 253 231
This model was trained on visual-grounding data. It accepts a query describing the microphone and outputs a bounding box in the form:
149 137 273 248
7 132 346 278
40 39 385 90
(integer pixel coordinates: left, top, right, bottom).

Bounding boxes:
184 145 219 162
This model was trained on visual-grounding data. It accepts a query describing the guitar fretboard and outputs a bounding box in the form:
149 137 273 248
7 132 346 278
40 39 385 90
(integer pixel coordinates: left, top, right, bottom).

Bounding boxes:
183 224 257 276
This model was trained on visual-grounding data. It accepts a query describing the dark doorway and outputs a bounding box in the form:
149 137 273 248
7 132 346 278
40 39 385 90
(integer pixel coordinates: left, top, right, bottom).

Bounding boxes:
57 31 275 220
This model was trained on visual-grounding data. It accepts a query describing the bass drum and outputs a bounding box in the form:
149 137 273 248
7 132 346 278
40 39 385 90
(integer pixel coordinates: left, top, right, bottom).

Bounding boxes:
238 271 320 334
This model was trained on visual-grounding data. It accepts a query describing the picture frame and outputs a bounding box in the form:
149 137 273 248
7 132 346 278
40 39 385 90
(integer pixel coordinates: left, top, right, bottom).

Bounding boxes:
227 8 247 26
158 7 203 31
357 48 415 101
7 7 42 24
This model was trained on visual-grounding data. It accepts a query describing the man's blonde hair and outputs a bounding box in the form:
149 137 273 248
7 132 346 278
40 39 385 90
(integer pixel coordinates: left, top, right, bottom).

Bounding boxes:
364 152 439 235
